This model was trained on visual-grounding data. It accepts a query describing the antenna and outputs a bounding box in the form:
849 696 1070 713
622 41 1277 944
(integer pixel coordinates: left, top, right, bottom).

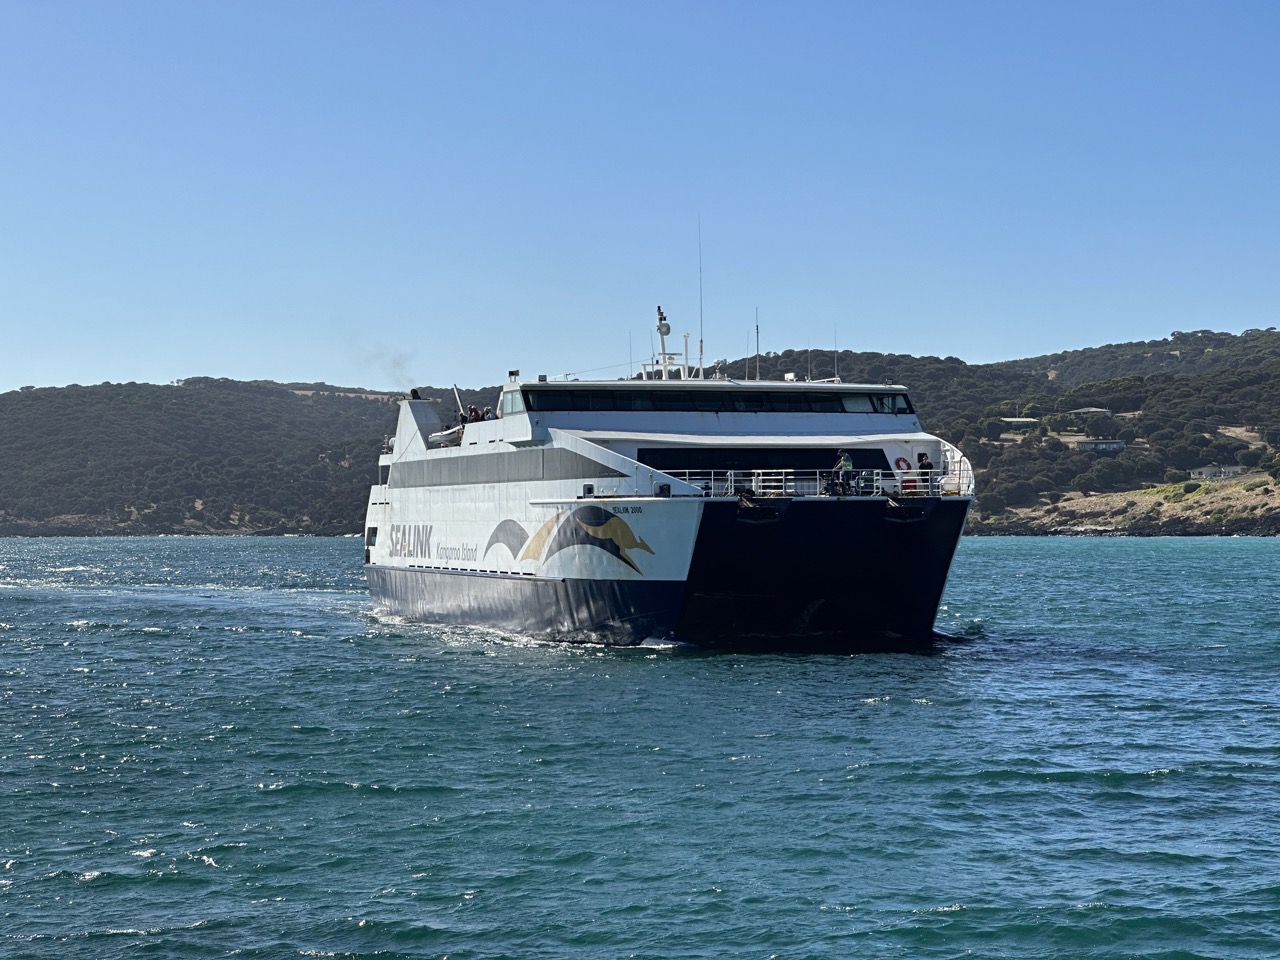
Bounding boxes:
755 308 760 380
697 216 704 378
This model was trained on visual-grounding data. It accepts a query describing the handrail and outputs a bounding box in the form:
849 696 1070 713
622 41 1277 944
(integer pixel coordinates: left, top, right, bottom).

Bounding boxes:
665 461 975 498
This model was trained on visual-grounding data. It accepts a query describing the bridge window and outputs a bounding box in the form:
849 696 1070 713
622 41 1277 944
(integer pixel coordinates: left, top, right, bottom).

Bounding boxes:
501 390 527 416
521 388 914 415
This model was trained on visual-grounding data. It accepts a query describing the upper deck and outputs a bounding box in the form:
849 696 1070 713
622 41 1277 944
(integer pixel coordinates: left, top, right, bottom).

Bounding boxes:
505 377 913 411
378 374 973 498
494 378 924 439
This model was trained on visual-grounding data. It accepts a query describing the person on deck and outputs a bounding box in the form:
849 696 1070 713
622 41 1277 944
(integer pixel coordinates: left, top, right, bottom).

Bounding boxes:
833 449 854 494
917 451 936 494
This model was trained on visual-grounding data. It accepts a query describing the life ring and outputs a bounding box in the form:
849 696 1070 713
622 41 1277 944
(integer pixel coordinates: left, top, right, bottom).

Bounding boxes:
894 457 911 472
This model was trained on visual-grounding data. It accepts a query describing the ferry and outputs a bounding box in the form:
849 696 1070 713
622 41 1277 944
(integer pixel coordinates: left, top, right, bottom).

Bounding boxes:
364 311 974 650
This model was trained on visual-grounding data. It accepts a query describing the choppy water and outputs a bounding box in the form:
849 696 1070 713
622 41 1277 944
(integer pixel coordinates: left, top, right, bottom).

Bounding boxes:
2 535 1279 959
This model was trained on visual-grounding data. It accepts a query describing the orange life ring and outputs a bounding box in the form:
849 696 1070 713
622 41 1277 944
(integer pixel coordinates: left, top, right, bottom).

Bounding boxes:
894 457 911 472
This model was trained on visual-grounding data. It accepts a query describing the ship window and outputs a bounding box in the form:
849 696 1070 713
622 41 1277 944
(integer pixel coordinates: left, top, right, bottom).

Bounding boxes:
767 392 807 412
872 393 913 414
519 387 913 415
841 394 872 412
365 527 378 546
651 390 694 411
692 392 723 412
387 448 627 488
503 390 526 416
523 389 566 411
807 393 843 412
611 392 650 411
638 446 891 472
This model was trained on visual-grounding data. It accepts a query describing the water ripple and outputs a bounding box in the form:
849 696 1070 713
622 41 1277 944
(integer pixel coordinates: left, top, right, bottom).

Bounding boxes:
4 536 1280 958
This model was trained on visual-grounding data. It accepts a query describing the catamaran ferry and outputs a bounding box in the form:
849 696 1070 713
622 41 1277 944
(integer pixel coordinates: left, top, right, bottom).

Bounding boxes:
364 313 974 650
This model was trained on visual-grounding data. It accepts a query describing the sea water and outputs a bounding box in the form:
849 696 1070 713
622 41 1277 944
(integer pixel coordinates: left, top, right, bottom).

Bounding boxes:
2 536 1279 959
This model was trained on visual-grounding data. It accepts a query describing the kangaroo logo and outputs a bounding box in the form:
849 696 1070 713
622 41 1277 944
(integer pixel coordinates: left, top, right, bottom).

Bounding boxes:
543 505 654 573
483 506 655 573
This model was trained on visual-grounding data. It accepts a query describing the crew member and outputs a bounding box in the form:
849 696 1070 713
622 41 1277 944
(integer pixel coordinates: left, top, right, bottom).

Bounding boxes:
833 449 854 494
917 451 936 494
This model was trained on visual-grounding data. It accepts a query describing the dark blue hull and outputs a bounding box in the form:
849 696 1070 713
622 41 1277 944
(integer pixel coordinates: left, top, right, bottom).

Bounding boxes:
366 496 971 652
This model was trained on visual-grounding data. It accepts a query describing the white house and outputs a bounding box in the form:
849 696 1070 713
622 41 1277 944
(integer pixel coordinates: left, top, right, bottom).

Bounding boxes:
1190 465 1245 481
1074 438 1126 453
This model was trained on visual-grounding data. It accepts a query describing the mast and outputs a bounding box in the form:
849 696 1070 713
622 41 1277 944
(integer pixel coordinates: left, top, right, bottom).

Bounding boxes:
656 306 673 379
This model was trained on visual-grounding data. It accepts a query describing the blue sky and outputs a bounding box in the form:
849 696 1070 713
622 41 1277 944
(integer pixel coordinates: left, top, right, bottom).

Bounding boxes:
2 1 1277 392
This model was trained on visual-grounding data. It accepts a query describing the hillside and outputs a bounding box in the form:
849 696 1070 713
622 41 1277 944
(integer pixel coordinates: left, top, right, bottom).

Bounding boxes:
970 474 1280 536
3 327 1280 536
0 378 501 536
724 328 1280 531
721 327 1280 429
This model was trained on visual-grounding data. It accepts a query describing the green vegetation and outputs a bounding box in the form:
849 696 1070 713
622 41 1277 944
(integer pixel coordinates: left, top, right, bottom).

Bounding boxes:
718 327 1280 522
3 327 1280 535
1138 482 1211 505
0 378 499 535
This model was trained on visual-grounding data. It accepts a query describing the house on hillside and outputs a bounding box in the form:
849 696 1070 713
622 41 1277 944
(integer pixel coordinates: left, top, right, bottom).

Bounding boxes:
1074 438 1126 453
1190 465 1245 481
1065 407 1113 417
999 417 1040 431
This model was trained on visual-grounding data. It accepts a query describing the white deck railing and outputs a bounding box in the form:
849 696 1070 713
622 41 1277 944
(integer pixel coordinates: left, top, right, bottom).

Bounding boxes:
664 461 975 499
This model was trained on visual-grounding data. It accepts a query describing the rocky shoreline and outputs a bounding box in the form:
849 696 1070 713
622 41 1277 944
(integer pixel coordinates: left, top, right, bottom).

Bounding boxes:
968 474 1280 536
